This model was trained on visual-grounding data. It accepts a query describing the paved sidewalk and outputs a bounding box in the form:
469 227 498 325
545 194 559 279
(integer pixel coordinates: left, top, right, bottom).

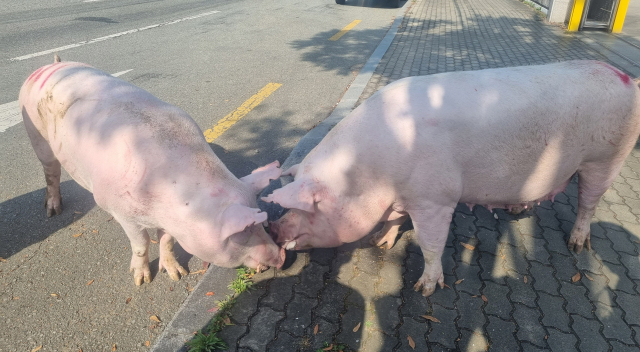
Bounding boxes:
171 0 640 351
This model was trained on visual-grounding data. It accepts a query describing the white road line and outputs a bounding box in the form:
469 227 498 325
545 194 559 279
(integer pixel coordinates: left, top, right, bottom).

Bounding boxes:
111 69 132 77
0 69 133 132
9 10 220 61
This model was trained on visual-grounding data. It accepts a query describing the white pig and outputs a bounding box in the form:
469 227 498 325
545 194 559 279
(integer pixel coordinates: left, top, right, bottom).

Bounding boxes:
20 57 285 285
263 60 640 297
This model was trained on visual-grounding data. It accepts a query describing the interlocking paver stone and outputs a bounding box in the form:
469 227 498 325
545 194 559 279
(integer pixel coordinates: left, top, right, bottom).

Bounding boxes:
238 307 284 351
615 291 640 326
426 304 458 349
530 261 559 296
538 292 570 332
397 318 427 351
280 293 317 337
507 275 537 308
483 281 511 320
605 228 637 255
600 262 635 294
457 292 487 331
594 301 634 344
559 281 594 318
459 328 489 352
546 329 578 352
513 304 546 346
486 316 518 352
572 315 609 352
455 263 483 295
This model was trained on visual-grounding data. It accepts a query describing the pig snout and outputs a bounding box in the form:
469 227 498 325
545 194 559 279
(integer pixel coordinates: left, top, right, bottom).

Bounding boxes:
268 215 300 251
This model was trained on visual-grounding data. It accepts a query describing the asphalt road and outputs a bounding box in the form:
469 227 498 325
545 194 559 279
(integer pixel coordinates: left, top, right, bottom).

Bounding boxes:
0 0 401 350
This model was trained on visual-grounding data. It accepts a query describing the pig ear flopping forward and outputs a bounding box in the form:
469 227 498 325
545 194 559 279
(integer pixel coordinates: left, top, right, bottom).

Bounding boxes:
261 179 321 214
240 160 282 195
220 204 268 239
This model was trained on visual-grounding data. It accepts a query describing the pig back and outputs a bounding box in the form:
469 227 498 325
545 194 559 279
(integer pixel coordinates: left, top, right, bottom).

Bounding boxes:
19 62 229 199
314 61 640 204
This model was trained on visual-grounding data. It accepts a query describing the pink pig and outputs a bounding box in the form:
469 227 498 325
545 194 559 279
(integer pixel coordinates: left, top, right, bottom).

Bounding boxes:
20 57 285 285
263 61 640 297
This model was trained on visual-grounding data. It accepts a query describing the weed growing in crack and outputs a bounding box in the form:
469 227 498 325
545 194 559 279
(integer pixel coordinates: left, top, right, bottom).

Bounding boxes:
185 266 257 352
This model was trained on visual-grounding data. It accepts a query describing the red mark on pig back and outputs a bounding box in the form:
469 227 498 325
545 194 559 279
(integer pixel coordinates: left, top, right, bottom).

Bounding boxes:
39 63 70 90
598 62 631 86
26 66 47 83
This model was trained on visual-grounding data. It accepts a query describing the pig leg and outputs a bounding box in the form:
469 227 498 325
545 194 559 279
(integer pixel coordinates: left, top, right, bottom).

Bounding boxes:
410 204 456 297
115 218 152 285
157 229 188 281
370 215 409 249
22 112 62 217
568 163 622 253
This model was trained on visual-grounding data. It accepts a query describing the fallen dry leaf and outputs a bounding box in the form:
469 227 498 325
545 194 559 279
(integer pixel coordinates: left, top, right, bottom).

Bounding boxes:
353 322 361 332
481 295 488 303
524 276 528 284
186 284 194 292
125 297 132 304
86 279 94 286
223 316 231 325
323 345 334 351
31 346 42 352
0 257 7 262
74 211 83 214
461 242 475 250
572 272 581 283
150 239 158 244
205 292 215 296
150 315 161 323
112 344 116 351
51 293 59 298
73 233 83 238
408 335 416 349
421 315 441 323
92 230 98 233
208 307 219 313
455 279 464 285
314 324 319 335
584 273 594 281
145 341 150 347
190 269 207 275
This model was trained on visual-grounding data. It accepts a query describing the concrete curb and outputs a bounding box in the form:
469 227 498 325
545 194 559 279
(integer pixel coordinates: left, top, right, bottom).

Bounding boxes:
150 266 237 352
151 2 409 351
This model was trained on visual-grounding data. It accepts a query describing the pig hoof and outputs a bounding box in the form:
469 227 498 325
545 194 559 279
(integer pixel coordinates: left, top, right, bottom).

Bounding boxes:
131 268 152 286
45 200 63 217
256 264 269 273
413 281 436 297
159 257 188 281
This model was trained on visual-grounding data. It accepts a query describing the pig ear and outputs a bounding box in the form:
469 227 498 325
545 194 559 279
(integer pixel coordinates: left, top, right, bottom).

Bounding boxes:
261 180 320 213
220 204 268 239
282 164 300 177
240 160 282 195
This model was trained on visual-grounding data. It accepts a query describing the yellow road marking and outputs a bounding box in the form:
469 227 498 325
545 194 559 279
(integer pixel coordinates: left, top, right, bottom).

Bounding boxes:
203 83 282 143
329 20 361 41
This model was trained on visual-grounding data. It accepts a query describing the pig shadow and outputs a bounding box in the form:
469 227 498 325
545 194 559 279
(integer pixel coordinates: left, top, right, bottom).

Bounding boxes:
0 177 194 276
0 180 93 259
